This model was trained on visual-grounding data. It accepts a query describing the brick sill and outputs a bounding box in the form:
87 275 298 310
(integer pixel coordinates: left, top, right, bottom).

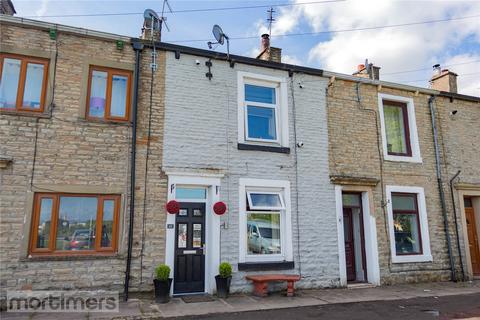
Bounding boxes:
21 254 125 262
0 109 50 119
237 143 290 154
238 261 295 271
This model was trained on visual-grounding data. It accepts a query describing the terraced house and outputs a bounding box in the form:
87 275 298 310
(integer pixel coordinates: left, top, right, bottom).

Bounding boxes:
0 15 168 299
326 63 480 285
0 8 479 303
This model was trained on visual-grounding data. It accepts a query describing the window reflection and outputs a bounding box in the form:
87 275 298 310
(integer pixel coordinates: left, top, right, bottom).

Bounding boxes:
36 198 53 249
247 213 281 255
57 197 97 251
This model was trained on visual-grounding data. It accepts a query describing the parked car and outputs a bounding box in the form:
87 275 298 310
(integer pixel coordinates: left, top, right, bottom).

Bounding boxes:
69 229 95 250
247 221 281 254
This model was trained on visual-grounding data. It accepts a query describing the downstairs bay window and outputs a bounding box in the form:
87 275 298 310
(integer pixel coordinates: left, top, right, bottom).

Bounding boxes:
239 179 293 264
386 186 432 263
29 193 120 256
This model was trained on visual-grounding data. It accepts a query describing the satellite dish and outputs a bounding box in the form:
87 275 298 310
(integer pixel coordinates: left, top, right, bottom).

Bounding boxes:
144 9 160 20
212 24 225 45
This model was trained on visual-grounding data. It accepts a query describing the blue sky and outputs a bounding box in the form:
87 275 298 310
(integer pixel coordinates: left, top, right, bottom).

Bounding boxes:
12 0 480 96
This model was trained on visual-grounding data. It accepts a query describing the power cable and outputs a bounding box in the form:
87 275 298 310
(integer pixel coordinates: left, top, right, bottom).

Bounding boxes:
23 0 346 18
168 14 480 43
383 60 480 76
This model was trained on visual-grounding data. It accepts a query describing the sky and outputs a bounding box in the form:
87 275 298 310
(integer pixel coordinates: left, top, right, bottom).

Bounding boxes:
11 0 480 96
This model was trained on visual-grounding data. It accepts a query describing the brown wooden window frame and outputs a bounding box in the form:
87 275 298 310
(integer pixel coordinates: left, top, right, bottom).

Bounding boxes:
29 193 121 256
383 100 412 157
392 192 423 256
86 65 132 122
0 53 49 113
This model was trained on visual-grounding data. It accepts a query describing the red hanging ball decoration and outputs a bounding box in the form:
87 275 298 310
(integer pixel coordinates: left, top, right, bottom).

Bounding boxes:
213 201 227 215
166 200 180 214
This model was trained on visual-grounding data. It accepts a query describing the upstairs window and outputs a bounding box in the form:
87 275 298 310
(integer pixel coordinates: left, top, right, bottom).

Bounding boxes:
86 66 132 121
0 54 49 112
237 72 289 148
244 84 279 142
383 100 411 156
378 93 422 163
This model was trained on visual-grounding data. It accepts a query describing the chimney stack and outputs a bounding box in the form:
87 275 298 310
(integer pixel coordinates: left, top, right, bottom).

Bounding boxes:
141 12 161 42
0 0 16 15
353 59 380 80
256 34 282 63
430 65 458 93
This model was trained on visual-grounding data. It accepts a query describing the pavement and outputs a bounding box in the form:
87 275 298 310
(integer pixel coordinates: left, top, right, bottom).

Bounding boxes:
2 280 480 319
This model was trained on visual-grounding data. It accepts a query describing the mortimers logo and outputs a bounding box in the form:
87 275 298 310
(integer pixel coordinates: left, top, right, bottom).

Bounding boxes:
7 290 119 313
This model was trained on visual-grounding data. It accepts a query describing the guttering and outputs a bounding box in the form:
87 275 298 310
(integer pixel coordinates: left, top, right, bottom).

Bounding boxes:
138 39 324 77
429 95 456 281
124 40 144 301
449 170 465 280
323 70 439 96
0 15 131 43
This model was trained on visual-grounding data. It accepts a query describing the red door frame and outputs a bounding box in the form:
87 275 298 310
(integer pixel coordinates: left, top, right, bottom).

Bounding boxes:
343 192 368 283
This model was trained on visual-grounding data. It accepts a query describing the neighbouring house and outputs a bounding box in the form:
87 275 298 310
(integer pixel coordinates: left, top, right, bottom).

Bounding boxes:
431 71 480 280
0 15 168 303
326 62 479 286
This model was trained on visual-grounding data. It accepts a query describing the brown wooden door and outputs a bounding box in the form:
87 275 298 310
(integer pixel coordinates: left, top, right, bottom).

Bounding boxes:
343 208 356 281
465 207 480 275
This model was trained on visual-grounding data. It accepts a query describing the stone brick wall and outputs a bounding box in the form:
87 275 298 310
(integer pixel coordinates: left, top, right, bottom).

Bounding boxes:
327 79 456 284
163 52 337 292
435 95 480 280
0 22 167 299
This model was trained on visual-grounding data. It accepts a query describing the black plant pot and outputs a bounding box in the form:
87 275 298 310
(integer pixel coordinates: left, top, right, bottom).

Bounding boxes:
215 275 231 298
153 278 172 303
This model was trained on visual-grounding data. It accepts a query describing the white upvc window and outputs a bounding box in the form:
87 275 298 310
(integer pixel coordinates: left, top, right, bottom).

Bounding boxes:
239 179 293 263
378 93 422 163
386 185 432 263
237 72 289 147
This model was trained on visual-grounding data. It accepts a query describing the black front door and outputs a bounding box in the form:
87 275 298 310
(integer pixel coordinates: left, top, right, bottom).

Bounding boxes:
343 208 356 282
174 202 206 294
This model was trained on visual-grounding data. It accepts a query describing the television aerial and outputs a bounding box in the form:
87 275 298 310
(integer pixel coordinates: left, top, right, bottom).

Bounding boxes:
208 24 230 60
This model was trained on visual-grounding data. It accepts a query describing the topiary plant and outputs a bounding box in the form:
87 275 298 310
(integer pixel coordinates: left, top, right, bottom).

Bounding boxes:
219 262 232 278
155 264 171 281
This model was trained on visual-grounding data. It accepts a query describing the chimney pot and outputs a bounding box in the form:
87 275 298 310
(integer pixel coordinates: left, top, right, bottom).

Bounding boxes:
353 61 380 80
256 34 281 63
357 64 365 71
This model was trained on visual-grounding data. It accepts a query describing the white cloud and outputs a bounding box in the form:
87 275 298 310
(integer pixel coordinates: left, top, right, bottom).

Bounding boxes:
248 0 480 96
35 0 50 17
282 54 302 65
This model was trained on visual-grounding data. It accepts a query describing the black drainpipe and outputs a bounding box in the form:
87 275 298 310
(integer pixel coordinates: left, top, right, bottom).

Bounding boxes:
428 95 456 282
124 40 144 301
449 170 465 280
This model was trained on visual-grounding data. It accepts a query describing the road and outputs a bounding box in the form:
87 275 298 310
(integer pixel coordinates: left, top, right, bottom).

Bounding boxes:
176 293 480 320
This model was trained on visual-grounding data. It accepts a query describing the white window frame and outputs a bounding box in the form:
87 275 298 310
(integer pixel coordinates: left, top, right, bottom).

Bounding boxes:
239 178 293 263
237 72 289 147
246 191 285 210
386 185 432 263
378 93 422 163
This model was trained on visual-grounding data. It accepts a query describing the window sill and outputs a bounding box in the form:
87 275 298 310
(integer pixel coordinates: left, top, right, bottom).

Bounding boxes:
22 253 123 262
384 155 422 163
237 143 290 154
0 109 50 118
81 117 131 126
238 261 294 271
391 254 432 264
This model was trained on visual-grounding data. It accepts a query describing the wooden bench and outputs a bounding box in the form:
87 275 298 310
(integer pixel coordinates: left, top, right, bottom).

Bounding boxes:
246 274 301 297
